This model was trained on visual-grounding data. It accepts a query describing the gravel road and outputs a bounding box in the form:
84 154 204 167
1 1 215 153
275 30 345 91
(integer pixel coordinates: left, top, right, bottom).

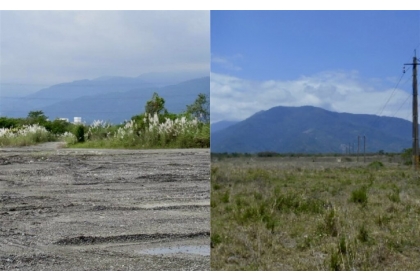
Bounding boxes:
0 142 210 270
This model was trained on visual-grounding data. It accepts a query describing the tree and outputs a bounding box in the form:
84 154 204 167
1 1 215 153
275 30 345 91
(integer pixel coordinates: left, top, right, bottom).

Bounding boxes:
186 93 210 123
145 92 167 116
27 110 48 125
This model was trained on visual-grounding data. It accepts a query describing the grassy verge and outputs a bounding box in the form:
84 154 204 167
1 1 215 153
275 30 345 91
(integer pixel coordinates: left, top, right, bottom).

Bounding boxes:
211 158 420 270
66 120 210 149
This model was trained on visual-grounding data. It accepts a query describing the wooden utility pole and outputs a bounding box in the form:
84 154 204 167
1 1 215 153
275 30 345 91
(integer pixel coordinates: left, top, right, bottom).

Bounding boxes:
405 52 419 170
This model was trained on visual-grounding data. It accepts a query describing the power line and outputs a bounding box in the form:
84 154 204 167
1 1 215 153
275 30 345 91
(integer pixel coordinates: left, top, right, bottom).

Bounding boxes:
374 71 405 117
390 72 413 118
392 94 411 118
355 66 413 154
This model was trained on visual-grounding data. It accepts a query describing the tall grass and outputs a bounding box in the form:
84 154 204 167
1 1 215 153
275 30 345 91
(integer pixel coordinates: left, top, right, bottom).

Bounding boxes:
69 113 209 149
0 124 55 147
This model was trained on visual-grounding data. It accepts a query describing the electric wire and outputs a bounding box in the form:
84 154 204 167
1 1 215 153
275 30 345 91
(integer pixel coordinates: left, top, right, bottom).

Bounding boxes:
355 65 412 153
374 71 405 117
391 73 413 118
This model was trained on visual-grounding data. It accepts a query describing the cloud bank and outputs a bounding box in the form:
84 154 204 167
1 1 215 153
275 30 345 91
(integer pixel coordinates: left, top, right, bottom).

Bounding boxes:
0 11 210 86
211 71 412 123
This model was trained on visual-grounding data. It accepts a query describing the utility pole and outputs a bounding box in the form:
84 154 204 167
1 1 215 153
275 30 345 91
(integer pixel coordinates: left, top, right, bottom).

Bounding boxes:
357 136 360 162
404 51 419 170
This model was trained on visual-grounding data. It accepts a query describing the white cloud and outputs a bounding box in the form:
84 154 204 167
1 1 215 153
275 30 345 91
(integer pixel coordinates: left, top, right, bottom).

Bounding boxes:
210 71 412 123
211 54 243 71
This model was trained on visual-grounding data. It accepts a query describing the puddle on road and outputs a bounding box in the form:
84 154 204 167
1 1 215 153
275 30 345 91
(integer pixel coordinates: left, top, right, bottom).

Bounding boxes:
139 245 210 256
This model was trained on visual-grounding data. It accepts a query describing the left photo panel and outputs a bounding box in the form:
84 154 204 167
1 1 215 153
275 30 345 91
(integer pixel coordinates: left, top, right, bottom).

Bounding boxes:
0 10 210 270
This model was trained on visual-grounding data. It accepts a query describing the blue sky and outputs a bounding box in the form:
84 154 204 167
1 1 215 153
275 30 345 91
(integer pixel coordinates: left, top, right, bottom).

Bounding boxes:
211 10 420 123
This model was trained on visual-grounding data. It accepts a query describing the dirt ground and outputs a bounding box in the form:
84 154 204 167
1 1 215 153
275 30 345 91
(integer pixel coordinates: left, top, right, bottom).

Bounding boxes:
0 142 210 271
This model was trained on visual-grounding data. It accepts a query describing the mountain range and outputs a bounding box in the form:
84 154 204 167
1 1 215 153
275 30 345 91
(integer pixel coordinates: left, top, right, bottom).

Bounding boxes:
1 73 209 124
211 120 239 133
211 106 414 154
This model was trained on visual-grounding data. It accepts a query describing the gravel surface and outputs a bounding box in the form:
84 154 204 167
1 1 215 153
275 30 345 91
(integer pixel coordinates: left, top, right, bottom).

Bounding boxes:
0 142 210 270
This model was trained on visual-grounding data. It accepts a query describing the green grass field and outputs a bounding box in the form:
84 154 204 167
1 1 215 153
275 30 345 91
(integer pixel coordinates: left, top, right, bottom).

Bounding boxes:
211 156 420 270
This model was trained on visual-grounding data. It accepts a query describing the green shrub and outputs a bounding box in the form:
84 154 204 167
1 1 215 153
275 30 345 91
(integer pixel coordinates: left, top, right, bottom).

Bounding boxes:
75 125 85 143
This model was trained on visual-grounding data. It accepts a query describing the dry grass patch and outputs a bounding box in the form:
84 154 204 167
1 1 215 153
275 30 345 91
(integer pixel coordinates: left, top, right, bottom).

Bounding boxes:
211 158 420 270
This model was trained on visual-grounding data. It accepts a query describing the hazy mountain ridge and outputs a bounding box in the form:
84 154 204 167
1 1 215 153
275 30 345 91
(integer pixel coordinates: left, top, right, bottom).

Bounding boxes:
1 74 209 124
211 105 414 153
39 77 209 124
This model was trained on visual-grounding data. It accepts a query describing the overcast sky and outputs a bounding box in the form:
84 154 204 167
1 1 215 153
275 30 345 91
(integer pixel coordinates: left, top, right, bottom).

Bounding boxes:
211 10 420 123
0 10 209 95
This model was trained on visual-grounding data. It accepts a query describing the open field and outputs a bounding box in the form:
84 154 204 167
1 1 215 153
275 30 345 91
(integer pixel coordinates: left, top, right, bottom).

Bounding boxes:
211 155 420 270
0 142 210 270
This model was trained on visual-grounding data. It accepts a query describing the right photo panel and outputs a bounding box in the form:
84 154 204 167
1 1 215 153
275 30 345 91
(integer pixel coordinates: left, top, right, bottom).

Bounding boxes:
210 10 420 270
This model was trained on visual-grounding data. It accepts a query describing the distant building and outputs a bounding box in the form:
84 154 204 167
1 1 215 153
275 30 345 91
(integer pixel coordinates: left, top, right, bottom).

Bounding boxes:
74 117 82 124
58 118 69 122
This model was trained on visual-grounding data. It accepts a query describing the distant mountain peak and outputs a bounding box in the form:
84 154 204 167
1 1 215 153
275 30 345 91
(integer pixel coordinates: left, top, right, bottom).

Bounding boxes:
211 105 413 154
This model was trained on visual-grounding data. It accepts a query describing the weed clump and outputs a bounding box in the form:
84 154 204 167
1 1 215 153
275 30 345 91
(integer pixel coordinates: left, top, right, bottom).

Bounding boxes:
338 235 347 254
318 208 339 237
211 233 222 247
274 188 325 214
221 191 230 203
368 161 384 169
387 186 401 203
329 248 342 271
350 186 368 205
376 213 392 227
213 184 222 191
357 224 370 243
